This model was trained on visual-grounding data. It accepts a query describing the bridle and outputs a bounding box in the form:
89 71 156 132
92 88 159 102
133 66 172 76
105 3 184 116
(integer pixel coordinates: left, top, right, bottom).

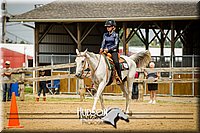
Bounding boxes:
76 55 89 78
76 54 101 78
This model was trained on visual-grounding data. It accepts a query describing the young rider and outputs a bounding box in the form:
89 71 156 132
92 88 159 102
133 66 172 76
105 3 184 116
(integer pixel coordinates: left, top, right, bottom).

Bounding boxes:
99 20 122 84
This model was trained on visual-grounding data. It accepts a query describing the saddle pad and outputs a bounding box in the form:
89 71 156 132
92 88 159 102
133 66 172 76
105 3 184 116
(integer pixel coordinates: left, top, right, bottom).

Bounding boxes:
120 57 129 71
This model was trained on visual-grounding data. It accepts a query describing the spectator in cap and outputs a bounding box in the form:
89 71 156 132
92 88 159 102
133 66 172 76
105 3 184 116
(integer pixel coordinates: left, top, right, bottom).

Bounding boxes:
1 61 12 102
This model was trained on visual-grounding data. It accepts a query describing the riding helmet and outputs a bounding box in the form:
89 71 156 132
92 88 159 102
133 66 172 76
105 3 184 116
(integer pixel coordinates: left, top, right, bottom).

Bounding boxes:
104 20 117 27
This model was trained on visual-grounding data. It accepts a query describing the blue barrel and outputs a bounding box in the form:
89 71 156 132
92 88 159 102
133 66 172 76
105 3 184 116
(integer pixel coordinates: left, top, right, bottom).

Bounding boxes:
11 83 19 96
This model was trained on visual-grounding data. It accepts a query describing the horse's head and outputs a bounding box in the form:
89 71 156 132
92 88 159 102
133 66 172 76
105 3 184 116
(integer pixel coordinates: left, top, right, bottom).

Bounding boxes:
75 49 88 78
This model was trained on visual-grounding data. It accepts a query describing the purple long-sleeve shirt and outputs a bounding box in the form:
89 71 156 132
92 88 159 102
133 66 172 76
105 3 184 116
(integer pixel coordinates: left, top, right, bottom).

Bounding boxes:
101 31 119 52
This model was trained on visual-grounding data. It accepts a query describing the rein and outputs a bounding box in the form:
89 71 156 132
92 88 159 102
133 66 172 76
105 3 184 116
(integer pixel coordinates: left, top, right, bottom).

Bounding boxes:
76 53 101 78
92 54 102 73
78 55 90 78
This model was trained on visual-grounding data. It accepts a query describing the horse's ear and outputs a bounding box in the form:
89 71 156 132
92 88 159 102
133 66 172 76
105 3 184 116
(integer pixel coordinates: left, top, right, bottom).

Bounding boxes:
76 49 80 55
83 49 88 55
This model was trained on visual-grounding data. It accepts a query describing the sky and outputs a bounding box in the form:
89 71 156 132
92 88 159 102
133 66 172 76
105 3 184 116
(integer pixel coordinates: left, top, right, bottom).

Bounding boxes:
3 0 56 44
2 0 199 44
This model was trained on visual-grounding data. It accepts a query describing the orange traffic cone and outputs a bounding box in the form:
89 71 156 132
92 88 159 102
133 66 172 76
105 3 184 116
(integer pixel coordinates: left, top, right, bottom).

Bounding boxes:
7 92 24 128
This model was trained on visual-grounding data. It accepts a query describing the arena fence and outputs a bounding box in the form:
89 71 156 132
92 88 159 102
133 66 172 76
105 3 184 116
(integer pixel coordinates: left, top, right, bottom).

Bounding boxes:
1 54 199 98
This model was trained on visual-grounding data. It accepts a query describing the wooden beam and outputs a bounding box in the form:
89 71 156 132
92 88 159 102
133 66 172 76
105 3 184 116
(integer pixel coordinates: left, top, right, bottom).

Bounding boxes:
77 23 81 51
5 63 76 74
38 24 54 43
125 22 143 44
138 29 146 45
8 65 199 74
174 23 191 43
63 24 78 44
152 29 161 43
134 31 146 45
171 21 175 56
80 23 96 43
160 27 164 56
154 23 171 42
1 67 199 84
125 28 129 54
149 30 161 44
34 23 40 95
164 29 170 41
122 22 127 55
180 35 186 45
145 28 149 50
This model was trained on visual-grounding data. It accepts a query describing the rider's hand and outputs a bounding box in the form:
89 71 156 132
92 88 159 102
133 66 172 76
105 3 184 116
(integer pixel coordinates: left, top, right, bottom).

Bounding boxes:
99 48 103 54
104 49 108 53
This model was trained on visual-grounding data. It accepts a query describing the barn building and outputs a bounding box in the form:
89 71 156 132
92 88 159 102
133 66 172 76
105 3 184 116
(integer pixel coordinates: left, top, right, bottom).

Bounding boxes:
9 0 200 96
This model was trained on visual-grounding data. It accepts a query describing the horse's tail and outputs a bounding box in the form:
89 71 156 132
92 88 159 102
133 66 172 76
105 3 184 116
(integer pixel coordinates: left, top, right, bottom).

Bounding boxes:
129 50 151 67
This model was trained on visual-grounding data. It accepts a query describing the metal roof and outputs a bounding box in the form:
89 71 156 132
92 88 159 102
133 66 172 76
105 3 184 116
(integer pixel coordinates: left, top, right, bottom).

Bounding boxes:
10 0 199 22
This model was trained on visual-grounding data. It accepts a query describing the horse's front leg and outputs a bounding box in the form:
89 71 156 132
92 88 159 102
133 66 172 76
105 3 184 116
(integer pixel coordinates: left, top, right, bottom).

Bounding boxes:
119 82 129 113
99 94 105 110
92 81 106 113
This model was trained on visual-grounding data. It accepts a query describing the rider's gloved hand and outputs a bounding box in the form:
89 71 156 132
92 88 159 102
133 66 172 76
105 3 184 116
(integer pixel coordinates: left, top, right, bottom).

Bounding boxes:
99 48 103 54
104 49 108 53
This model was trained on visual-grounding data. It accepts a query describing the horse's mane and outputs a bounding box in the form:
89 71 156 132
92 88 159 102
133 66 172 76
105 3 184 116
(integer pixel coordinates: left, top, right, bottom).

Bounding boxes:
129 50 151 67
86 51 99 60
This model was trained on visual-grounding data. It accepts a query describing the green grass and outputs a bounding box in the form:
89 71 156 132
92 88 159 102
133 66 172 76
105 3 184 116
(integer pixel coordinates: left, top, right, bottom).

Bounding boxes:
25 86 33 94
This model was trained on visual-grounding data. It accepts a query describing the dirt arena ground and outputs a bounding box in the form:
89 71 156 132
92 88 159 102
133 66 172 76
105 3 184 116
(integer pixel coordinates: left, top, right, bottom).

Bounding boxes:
1 94 199 133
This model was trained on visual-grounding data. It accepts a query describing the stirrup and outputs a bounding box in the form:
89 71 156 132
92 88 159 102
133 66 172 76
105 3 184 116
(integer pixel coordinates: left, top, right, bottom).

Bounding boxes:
116 77 122 85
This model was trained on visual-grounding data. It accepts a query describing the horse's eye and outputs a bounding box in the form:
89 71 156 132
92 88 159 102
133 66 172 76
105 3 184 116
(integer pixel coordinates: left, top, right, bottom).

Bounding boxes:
82 60 84 64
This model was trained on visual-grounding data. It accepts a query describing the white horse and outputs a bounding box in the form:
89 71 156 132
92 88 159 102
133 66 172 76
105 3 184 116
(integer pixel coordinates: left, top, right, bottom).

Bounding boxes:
75 49 151 113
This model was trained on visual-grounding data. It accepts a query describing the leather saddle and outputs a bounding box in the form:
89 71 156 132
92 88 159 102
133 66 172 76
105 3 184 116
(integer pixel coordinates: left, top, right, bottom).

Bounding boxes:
102 52 129 85
103 52 129 71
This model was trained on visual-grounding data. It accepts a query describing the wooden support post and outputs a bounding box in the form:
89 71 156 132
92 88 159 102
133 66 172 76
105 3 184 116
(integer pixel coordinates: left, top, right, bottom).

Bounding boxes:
122 22 127 55
77 23 81 51
171 21 175 61
125 28 129 55
160 28 164 56
1 1 6 43
170 21 175 96
171 22 175 57
145 28 149 50
160 27 165 66
33 23 39 95
19 72 25 101
138 72 145 101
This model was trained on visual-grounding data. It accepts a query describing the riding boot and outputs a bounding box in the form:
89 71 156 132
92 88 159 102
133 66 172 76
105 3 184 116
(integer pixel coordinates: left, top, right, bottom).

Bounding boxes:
116 76 122 85
43 97 46 101
115 64 122 84
36 97 39 102
115 70 122 85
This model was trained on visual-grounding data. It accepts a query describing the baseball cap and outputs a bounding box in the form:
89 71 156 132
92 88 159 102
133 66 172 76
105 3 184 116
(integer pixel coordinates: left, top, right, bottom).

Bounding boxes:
5 61 10 65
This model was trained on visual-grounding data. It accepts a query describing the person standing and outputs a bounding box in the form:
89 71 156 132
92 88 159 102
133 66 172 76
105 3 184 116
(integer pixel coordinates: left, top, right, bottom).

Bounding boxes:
36 70 47 102
132 71 139 100
2 61 12 102
144 61 160 104
99 20 122 84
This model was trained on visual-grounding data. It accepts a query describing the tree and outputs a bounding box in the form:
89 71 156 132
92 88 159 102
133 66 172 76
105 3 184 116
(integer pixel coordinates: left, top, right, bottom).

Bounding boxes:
129 34 144 46
165 40 171 48
20 40 26 44
175 40 183 48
